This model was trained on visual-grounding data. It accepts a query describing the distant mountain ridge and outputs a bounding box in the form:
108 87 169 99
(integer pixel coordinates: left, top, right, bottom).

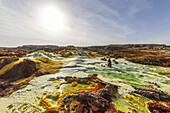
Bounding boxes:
14 44 170 51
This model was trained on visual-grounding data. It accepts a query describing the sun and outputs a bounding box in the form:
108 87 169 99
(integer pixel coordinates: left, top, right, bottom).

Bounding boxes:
41 6 66 32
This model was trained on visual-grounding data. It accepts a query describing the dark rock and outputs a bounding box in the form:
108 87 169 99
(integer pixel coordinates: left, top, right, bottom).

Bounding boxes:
128 57 170 67
112 60 118 64
107 58 112 67
132 86 170 101
101 57 107 61
139 75 144 77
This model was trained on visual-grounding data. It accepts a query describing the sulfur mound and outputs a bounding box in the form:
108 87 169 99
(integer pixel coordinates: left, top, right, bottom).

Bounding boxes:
0 59 36 82
0 59 37 97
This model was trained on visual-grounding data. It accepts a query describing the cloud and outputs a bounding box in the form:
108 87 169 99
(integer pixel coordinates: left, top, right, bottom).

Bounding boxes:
58 0 136 44
0 0 158 46
126 0 152 18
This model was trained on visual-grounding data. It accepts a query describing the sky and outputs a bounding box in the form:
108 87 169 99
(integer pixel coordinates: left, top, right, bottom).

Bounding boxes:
0 0 170 47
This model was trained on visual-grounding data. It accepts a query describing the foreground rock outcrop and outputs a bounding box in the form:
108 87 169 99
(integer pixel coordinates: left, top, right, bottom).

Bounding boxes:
40 74 123 113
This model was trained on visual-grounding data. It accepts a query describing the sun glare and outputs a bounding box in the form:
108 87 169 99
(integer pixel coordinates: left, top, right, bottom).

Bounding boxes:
41 6 66 32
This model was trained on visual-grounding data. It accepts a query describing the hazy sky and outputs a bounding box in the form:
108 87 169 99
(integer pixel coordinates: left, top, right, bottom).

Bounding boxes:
0 0 170 47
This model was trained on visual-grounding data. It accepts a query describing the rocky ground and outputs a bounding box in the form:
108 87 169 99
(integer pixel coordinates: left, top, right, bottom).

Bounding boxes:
1 44 170 67
0 45 169 113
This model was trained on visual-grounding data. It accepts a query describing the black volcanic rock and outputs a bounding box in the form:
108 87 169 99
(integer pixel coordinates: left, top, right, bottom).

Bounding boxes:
112 59 118 64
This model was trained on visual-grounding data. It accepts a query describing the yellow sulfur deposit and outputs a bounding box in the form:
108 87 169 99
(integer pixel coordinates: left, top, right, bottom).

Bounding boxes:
71 81 77 87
